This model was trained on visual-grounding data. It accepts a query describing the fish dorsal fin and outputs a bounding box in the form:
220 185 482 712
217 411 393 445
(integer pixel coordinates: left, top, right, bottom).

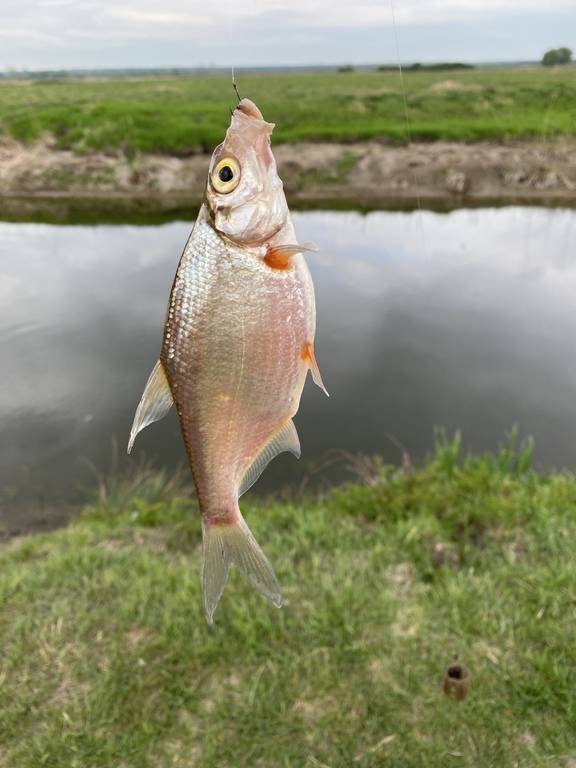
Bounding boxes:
239 419 301 497
127 360 173 454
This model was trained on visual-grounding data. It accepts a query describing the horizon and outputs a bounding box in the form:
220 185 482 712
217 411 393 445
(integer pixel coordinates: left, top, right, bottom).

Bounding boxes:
0 58 569 76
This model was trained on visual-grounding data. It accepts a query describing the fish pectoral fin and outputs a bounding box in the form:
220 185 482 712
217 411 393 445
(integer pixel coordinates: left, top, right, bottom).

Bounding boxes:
303 342 329 397
238 419 301 497
127 360 173 454
264 242 318 270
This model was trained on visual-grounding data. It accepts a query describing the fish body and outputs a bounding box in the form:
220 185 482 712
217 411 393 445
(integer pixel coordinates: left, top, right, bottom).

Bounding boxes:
162 207 314 510
129 99 327 623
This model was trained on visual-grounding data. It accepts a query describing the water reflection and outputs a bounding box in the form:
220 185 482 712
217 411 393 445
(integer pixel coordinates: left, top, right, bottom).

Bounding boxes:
1 207 575 528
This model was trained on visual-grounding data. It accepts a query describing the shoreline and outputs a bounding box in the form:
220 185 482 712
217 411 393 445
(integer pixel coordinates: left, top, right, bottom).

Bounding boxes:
1 139 575 218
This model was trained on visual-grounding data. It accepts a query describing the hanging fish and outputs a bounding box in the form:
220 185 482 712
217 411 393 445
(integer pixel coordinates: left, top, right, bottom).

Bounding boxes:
128 99 328 624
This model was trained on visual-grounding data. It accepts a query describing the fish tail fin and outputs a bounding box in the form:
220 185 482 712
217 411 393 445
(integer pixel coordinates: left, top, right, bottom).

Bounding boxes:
201 512 282 625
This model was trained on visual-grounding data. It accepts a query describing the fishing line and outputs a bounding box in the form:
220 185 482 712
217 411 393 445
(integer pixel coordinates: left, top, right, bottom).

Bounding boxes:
227 2 240 112
389 0 429 263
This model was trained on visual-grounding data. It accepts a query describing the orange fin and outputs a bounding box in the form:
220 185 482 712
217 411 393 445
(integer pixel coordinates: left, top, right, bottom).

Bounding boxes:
264 242 318 270
301 341 329 397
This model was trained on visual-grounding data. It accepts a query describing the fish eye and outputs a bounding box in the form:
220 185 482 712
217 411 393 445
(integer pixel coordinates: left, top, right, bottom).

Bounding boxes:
211 156 241 194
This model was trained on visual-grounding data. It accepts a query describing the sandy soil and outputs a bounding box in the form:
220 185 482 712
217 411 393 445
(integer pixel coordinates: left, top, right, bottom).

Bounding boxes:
0 137 575 208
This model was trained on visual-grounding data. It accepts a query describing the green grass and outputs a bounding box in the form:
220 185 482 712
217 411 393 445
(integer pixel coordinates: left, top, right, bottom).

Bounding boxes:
1 67 576 155
2 431 576 766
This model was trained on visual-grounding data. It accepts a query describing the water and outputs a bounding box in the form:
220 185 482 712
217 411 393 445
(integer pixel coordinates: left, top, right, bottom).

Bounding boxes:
1 206 576 531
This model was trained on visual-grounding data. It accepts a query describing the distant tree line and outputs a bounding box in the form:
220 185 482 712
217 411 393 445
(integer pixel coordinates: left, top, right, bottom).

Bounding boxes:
542 47 573 66
378 62 475 72
337 62 475 74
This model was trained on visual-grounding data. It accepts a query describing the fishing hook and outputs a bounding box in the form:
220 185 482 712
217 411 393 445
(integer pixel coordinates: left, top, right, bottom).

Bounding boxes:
232 80 242 104
231 66 242 104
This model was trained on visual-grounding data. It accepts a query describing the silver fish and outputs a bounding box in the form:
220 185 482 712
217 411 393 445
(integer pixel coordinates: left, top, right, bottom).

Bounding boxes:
128 99 327 624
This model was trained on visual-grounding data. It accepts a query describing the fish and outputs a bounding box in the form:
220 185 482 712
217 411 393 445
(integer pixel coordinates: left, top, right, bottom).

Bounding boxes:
128 98 328 624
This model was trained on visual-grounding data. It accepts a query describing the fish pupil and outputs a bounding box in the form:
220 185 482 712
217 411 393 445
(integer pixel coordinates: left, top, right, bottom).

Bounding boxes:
218 166 234 183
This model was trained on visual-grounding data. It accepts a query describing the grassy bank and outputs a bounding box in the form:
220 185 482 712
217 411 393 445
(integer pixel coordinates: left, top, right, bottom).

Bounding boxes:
2 433 576 766
1 68 575 155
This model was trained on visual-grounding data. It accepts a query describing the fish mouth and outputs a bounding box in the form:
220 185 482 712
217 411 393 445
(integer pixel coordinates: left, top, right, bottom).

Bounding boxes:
234 99 265 121
231 99 275 135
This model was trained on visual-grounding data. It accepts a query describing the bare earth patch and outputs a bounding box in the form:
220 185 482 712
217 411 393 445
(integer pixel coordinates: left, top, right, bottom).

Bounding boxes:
1 138 575 210
430 80 484 93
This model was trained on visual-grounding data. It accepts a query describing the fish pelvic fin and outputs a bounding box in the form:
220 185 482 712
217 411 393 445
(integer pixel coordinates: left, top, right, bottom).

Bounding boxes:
128 360 173 454
201 511 282 626
301 341 329 397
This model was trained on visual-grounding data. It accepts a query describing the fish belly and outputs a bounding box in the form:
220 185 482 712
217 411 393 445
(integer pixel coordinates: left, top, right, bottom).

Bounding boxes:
161 209 315 517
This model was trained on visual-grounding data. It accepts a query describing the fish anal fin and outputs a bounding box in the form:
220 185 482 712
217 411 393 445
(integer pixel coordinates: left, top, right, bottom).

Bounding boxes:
127 360 173 454
264 242 318 271
238 419 301 497
301 341 329 397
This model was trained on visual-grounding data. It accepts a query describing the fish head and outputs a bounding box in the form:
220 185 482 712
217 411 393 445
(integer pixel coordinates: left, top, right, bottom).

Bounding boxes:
205 98 289 245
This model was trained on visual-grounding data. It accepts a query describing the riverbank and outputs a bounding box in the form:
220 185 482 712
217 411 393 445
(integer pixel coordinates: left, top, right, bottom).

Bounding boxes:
2 437 576 766
1 139 575 217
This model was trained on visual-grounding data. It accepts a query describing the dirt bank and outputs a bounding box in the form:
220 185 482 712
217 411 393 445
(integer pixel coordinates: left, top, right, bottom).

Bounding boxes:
1 138 575 210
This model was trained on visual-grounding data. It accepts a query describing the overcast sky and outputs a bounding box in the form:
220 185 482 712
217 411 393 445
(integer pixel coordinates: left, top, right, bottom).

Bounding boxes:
1 0 574 71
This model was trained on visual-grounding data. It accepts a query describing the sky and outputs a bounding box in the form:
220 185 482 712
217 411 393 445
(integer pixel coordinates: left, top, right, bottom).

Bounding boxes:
0 0 575 71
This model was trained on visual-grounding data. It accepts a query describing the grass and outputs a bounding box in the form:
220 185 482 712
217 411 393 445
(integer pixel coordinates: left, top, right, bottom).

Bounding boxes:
2 430 576 766
0 67 575 155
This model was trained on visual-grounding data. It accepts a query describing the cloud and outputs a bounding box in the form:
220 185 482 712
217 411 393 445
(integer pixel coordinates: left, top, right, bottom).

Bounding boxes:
0 0 573 68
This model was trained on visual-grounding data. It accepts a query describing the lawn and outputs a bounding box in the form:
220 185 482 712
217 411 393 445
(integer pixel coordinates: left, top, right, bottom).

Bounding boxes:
1 432 576 766
0 67 575 155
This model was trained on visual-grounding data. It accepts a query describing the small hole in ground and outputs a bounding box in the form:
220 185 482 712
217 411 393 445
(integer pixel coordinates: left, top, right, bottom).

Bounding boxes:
447 664 464 680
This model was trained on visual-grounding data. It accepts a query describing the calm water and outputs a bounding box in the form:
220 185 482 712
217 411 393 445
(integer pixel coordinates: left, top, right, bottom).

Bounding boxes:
1 206 576 530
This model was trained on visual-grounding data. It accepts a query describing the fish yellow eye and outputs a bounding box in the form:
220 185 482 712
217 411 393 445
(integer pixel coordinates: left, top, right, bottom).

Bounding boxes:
211 157 241 194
